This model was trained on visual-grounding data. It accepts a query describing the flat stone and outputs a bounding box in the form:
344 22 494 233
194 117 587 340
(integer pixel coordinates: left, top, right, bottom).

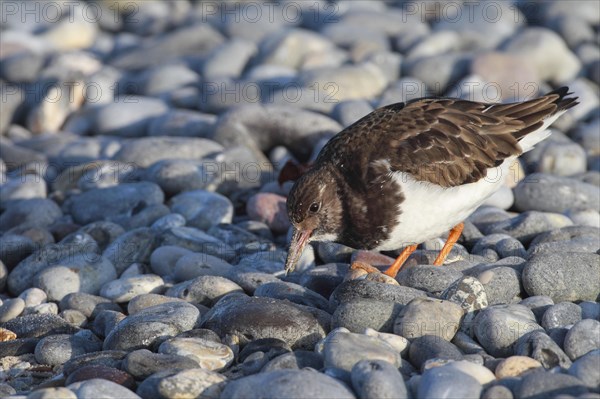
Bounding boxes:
495 356 543 378
100 275 164 303
172 253 234 282
0 298 25 322
1 313 79 338
59 293 121 319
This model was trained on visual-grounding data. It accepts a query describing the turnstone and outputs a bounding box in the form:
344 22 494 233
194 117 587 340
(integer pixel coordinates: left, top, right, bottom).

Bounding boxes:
284 87 578 278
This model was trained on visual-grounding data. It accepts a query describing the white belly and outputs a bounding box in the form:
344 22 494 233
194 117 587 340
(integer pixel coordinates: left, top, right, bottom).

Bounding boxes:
375 159 514 250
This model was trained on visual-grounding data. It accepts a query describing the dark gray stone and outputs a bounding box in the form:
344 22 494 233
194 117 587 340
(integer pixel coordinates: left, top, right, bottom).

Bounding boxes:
1 313 79 338
477 266 522 306
62 350 128 377
298 263 349 299
202 294 328 350
68 183 164 225
103 302 200 351
59 293 122 319
394 297 464 341
34 331 102 366
136 368 227 399
329 279 427 312
254 281 329 311
103 228 159 275
487 211 572 246
261 350 324 372
123 349 205 380
351 359 408 399
520 296 554 323
396 265 463 295
523 253 600 302
0 198 62 232
408 335 463 370
332 298 404 333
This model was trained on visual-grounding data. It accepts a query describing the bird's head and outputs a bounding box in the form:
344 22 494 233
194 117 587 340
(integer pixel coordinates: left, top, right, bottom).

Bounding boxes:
285 167 342 273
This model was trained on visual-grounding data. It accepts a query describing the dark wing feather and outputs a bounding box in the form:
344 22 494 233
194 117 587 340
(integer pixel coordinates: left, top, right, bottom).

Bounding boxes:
317 87 578 188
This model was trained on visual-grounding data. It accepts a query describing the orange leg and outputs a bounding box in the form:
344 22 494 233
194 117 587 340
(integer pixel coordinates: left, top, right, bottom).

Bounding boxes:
433 222 464 266
383 244 418 278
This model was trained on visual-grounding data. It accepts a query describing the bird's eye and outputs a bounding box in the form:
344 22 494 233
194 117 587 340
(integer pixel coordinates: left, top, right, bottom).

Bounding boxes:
309 202 320 213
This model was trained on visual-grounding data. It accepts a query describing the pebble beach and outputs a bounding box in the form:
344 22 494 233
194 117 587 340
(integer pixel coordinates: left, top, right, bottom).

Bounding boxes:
0 1 599 398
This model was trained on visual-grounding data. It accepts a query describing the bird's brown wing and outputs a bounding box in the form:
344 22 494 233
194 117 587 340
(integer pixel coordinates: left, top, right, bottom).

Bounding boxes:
319 87 578 188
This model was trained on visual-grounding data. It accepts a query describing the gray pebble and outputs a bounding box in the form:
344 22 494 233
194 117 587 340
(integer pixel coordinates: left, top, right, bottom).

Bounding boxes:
149 245 193 276
418 364 482 399
127 294 184 315
159 336 234 371
329 279 427 312
351 359 408 399
100 274 164 303
18 287 47 307
261 350 324 372
173 253 234 282
150 213 186 233
564 319 600 360
482 384 514 399
542 302 583 330
92 310 126 339
103 228 159 275
396 265 463 295
0 234 37 269
169 190 233 230
394 297 463 341
160 227 235 262
34 331 102 366
472 234 527 260
332 298 403 333
168 275 243 306
474 304 542 357
535 141 587 176
136 368 227 399
68 182 164 225
514 173 599 213
78 221 125 252
527 226 600 255
441 276 488 335
580 301 600 320
60 309 88 327
331 100 374 127
408 335 463 371
487 211 572 246
0 198 62 233
113 137 223 168
0 297 25 322
0 337 39 357
523 252 600 302
22 302 58 316
254 281 329 310
316 241 355 264
122 349 199 380
220 369 355 399
68 378 141 399
568 350 600 391
103 302 199 351
516 369 588 399
59 292 121 319
202 294 328 350
520 295 555 323
1 313 79 338
477 267 522 306
515 330 573 369
27 387 76 399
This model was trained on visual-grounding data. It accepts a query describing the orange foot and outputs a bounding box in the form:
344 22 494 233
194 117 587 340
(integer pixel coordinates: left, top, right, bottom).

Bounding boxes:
347 222 465 283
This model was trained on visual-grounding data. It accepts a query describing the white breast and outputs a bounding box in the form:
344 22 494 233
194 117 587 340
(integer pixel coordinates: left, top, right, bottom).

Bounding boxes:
375 158 514 251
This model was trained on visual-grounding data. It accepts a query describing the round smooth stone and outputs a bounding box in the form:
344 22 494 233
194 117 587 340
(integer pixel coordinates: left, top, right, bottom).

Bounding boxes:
351 359 408 399
0 298 25 322
158 337 234 371
408 335 463 371
122 349 199 381
99 275 164 303
363 328 409 355
261 350 324 372
568 350 600 391
495 356 543 378
127 294 185 315
542 302 583 330
18 288 47 307
563 319 600 360
27 387 77 399
136 368 227 399
60 309 88 327
2 313 78 338
220 369 355 399
34 332 102 366
68 378 141 399
394 297 464 341
418 366 482 399
516 369 588 399
443 360 496 384
322 330 401 379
